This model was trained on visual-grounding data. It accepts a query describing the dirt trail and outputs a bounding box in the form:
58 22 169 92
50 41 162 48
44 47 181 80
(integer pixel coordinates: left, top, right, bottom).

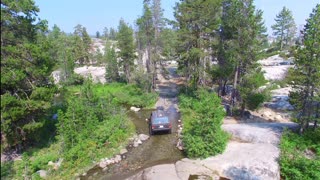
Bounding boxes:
85 65 185 180
154 65 185 111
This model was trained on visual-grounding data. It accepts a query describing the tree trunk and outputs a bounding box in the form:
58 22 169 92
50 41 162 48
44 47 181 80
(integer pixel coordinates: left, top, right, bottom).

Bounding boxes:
299 119 307 135
146 46 151 73
222 80 228 96
241 101 245 118
125 63 130 83
218 80 222 97
152 61 156 91
315 102 319 130
232 65 239 107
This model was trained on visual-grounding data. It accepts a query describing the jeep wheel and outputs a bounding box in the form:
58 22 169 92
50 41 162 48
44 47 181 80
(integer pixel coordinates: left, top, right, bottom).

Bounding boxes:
149 128 154 135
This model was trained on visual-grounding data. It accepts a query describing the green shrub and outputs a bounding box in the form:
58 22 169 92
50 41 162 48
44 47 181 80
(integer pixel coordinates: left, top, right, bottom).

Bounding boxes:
179 88 229 158
239 69 268 111
280 129 320 180
1 161 14 178
279 51 288 58
2 82 149 179
111 84 157 107
247 93 266 110
132 70 153 92
63 73 84 86
30 152 59 172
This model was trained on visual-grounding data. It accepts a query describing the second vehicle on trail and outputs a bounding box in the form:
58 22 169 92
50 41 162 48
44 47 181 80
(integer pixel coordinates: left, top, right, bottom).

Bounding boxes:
148 107 172 135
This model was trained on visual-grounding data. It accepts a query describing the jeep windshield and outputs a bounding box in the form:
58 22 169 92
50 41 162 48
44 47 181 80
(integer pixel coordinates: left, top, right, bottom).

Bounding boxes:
153 117 169 124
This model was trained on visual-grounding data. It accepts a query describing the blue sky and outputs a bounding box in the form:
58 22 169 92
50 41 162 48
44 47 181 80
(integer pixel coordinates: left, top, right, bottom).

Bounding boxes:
35 0 319 36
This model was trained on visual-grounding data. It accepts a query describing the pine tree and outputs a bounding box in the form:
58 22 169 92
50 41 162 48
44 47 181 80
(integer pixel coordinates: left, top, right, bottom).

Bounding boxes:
47 25 76 84
117 19 136 83
73 24 92 65
105 47 120 82
161 28 178 59
289 4 320 133
136 2 154 74
272 6 297 50
109 27 117 40
103 27 109 39
96 31 100 38
174 0 222 89
216 0 267 115
151 0 165 88
1 0 57 149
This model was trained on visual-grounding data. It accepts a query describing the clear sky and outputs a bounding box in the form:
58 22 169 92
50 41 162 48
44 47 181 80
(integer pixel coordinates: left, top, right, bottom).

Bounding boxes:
34 0 319 36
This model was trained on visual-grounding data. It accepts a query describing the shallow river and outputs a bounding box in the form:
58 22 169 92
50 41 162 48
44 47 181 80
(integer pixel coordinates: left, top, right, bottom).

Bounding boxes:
81 66 184 180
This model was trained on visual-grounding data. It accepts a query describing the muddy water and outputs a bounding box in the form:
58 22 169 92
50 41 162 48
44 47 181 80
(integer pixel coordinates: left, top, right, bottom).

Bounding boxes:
82 66 184 180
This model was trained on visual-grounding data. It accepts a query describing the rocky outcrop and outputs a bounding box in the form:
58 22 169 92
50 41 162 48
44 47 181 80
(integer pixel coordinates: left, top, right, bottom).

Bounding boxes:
130 133 149 148
94 134 150 174
127 122 299 180
265 87 294 111
98 155 122 169
222 123 297 144
258 55 294 81
74 66 106 84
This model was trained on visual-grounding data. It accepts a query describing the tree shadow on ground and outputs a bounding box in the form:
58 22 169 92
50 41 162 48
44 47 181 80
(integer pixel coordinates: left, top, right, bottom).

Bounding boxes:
223 166 262 180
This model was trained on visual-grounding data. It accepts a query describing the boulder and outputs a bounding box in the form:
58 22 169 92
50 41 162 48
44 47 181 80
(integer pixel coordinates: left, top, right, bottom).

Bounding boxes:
102 167 108 172
275 115 283 121
130 107 141 112
106 159 113 165
133 141 139 148
261 110 273 118
48 161 54 166
136 139 143 144
120 148 128 155
177 128 182 136
37 170 47 178
99 161 107 168
176 139 184 151
114 155 122 163
108 159 115 165
138 134 149 141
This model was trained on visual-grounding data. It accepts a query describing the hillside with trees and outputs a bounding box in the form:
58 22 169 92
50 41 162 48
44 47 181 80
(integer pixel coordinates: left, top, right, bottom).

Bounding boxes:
1 0 319 179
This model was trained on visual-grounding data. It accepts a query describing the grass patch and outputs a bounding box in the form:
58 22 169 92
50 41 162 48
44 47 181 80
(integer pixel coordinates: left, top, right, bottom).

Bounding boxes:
67 83 157 108
280 129 320 180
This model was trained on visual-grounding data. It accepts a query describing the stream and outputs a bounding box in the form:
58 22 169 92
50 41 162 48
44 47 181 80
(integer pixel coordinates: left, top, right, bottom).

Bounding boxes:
81 66 185 180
